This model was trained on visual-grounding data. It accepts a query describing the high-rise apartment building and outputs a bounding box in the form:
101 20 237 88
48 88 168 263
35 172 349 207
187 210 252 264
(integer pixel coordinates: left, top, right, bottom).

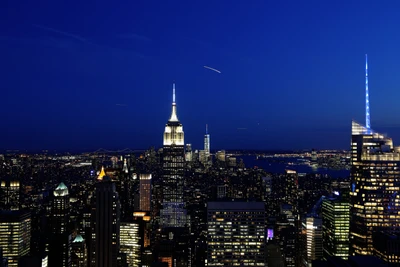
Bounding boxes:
350 121 400 255
0 211 31 267
207 201 266 266
0 178 20 210
90 178 121 267
140 174 152 212
322 195 350 260
161 84 186 228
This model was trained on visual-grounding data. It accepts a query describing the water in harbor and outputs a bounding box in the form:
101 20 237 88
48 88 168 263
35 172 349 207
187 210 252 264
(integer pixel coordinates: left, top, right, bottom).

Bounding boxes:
238 155 350 178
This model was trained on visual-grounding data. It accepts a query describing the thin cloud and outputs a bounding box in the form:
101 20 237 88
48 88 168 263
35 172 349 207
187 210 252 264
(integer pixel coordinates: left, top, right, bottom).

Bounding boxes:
117 33 151 42
33 24 87 43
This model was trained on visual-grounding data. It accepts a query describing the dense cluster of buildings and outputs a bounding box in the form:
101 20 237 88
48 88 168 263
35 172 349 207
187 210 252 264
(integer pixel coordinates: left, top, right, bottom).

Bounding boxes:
0 73 399 267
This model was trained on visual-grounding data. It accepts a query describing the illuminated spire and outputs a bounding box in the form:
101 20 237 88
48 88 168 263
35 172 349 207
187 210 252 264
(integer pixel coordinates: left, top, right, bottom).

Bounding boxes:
173 83 176 104
169 83 179 122
122 158 128 174
98 166 106 180
206 124 208 135
366 54 370 131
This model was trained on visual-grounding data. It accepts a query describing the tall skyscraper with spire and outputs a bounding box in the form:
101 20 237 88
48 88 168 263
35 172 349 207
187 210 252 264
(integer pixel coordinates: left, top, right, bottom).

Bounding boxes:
161 83 186 228
349 55 400 255
204 124 210 161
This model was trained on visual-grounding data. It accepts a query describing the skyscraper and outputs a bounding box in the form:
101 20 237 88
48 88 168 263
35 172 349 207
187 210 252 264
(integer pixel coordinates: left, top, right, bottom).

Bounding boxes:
90 178 121 267
322 195 350 260
120 221 141 267
140 174 152 212
204 124 210 161
0 178 20 210
161 83 186 228
207 201 266 266
0 211 31 267
350 56 400 255
52 182 70 235
49 182 72 267
71 235 87 267
301 216 323 267
350 121 400 255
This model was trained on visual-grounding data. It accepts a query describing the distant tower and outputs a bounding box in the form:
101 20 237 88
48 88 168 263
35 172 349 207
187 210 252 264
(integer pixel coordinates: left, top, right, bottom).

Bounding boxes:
122 159 128 174
90 178 121 267
139 174 152 212
97 166 106 181
161 83 186 228
365 54 370 131
204 124 210 161
52 182 70 234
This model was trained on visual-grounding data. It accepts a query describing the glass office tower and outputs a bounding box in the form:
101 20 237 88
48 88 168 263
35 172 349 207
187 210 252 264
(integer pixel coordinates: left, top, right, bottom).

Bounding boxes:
350 121 400 255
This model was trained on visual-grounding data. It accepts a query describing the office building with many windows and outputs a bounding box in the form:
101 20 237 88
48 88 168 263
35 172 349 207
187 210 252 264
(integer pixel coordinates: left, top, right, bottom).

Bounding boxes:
350 121 400 255
322 195 350 260
0 211 31 267
207 201 266 266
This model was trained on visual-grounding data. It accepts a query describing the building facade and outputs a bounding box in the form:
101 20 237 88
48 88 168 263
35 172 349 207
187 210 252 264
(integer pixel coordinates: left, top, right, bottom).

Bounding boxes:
207 201 266 266
322 196 350 260
0 211 31 267
301 216 323 267
139 174 152 212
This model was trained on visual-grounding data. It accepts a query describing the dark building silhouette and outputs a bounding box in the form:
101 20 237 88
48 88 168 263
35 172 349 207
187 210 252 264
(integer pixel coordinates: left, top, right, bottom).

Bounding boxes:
48 182 72 267
90 177 121 267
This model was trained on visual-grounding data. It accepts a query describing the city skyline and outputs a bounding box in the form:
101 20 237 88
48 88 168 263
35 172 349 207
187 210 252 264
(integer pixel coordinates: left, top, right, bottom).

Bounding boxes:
3 1 400 150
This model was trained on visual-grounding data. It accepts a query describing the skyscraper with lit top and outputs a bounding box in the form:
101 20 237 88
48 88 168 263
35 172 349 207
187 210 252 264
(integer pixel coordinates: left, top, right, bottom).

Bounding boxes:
350 55 400 255
161 83 186 228
49 182 72 267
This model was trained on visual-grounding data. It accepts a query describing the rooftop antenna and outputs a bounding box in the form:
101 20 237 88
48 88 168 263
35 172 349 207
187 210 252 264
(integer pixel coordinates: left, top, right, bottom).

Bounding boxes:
365 54 370 131
173 82 176 104
206 124 208 135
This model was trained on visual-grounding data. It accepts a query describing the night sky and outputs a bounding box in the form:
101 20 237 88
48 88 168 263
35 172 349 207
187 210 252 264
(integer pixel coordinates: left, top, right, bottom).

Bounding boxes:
2 1 400 151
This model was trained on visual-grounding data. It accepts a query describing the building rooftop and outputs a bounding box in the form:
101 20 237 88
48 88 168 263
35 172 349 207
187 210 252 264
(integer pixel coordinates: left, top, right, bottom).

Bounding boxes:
73 235 84 243
208 201 265 211
54 182 69 197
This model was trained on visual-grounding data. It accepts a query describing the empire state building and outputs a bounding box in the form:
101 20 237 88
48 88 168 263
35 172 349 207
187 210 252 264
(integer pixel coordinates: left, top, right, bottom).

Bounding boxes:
161 83 186 228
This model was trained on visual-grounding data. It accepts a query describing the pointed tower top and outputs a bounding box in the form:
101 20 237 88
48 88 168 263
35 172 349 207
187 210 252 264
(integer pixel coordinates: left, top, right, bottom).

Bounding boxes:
98 166 106 180
54 182 69 197
173 83 176 104
169 83 179 122
206 124 208 134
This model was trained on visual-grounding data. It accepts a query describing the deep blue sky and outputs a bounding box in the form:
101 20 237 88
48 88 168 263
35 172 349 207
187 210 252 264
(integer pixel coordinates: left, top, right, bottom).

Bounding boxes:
2 1 400 151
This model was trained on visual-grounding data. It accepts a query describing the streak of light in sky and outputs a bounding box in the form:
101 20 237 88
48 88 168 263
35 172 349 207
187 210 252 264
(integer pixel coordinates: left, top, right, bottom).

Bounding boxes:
203 66 221 74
